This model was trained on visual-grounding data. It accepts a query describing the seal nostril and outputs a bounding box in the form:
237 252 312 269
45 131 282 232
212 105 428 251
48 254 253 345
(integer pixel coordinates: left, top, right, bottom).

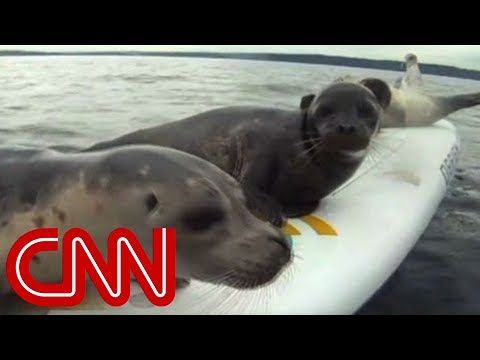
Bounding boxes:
337 125 356 135
270 235 292 252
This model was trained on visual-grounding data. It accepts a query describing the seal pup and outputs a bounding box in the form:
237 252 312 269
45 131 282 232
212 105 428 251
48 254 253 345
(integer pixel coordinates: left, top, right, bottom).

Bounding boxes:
394 53 424 90
0 145 292 297
83 78 391 227
334 74 480 128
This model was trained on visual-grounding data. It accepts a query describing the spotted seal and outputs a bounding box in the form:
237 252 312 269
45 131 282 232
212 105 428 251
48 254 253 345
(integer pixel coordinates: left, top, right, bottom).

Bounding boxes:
0 145 292 297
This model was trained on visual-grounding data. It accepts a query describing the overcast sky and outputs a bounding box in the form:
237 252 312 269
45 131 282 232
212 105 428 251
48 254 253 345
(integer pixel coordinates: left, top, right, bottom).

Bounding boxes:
2 45 480 70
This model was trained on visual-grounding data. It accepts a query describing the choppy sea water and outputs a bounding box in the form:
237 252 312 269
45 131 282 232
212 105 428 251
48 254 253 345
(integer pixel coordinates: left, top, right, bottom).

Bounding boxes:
0 56 479 315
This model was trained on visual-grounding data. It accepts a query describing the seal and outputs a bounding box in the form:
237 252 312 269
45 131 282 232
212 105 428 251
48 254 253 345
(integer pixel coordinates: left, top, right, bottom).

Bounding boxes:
0 145 292 297
84 78 392 227
335 73 480 128
394 53 424 90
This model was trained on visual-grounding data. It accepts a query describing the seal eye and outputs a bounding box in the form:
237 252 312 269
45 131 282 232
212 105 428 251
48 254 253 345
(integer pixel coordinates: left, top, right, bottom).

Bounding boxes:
145 193 159 213
357 103 375 118
318 106 334 118
181 206 225 232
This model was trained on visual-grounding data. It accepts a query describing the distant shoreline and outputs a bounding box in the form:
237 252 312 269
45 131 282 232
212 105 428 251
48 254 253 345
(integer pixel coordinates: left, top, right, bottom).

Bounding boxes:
2 50 480 81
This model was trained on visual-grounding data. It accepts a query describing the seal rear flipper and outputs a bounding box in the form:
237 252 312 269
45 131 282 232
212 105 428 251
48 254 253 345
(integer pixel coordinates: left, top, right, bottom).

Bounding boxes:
440 92 480 115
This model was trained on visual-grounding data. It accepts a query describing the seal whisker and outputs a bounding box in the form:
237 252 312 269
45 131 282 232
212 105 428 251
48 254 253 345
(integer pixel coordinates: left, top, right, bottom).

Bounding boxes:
255 280 272 314
296 139 326 167
330 142 392 196
365 146 381 166
370 138 398 155
266 283 275 314
371 145 385 163
293 253 304 262
248 283 267 314
215 283 242 315
252 283 265 314
267 286 279 311
180 281 231 314
297 137 325 154
241 287 257 315
194 287 226 314
292 136 323 149
264 281 276 314
182 271 237 312
196 287 230 314
194 270 236 284
297 142 326 166
237 286 253 314
253 283 268 315
254 282 270 314
367 137 398 166
299 141 327 169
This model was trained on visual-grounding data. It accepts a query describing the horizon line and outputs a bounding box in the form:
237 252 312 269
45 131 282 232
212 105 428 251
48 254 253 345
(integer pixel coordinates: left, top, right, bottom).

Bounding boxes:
1 50 479 78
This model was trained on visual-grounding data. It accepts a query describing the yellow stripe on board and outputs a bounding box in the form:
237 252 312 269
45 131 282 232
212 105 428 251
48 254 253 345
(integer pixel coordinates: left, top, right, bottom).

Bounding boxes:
282 215 338 237
300 215 338 236
282 223 302 236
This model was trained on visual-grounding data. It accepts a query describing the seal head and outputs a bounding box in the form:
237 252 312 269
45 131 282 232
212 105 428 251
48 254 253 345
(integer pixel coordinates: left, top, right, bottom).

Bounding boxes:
300 78 391 158
77 146 293 290
0 146 292 295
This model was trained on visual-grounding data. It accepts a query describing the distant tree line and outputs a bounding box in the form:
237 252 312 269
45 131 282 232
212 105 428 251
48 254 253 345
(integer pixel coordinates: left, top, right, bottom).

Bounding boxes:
2 50 479 81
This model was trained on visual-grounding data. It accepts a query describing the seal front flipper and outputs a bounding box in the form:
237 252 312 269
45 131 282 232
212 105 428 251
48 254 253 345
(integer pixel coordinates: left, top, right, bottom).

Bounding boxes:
176 278 191 290
240 156 286 228
282 200 320 219
243 185 286 228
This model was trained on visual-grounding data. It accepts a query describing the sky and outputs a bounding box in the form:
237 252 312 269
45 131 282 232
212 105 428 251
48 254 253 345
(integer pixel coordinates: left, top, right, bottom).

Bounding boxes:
1 45 480 70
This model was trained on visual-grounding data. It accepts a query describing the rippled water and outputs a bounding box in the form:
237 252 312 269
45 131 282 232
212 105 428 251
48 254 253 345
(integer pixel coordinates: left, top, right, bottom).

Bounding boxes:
1 56 479 314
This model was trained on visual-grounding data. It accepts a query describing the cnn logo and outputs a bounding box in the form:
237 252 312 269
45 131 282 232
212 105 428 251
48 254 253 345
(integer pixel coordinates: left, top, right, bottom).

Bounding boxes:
5 227 176 308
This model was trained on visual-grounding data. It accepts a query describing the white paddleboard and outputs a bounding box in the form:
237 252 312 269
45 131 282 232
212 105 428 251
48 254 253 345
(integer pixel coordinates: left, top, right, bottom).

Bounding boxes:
44 119 459 315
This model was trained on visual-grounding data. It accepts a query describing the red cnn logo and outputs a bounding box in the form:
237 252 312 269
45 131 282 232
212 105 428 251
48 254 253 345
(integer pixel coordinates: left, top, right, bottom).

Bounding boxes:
6 227 176 308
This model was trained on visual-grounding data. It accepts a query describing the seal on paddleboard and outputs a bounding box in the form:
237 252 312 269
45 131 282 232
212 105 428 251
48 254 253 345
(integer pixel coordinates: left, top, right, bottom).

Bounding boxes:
0 145 292 296
335 55 480 128
83 79 391 227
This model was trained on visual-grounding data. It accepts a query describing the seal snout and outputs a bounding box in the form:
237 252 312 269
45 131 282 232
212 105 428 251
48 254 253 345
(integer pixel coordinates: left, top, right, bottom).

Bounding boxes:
269 233 292 255
186 228 292 290
244 230 292 261
263 233 292 268
235 231 292 288
325 130 371 152
336 124 357 135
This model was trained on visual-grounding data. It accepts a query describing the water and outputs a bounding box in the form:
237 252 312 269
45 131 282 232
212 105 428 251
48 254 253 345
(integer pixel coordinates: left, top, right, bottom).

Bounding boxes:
1 56 479 314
